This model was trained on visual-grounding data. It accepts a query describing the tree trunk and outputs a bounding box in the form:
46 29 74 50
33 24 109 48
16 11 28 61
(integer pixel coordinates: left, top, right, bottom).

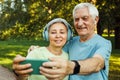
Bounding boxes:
115 27 120 49
97 22 103 35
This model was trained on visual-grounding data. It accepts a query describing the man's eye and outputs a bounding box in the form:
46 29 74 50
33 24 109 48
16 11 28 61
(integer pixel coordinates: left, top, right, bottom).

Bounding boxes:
82 17 88 21
75 18 79 21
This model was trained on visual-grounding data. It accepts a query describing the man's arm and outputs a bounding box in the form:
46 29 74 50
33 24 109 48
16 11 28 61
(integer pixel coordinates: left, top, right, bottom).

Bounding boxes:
77 54 104 75
39 54 104 80
66 54 104 75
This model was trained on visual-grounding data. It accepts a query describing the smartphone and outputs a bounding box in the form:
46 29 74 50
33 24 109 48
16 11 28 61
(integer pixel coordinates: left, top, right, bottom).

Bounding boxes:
20 59 49 75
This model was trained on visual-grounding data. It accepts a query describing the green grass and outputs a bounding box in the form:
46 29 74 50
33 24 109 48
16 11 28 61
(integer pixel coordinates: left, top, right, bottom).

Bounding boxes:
0 39 120 80
109 50 120 80
0 40 48 68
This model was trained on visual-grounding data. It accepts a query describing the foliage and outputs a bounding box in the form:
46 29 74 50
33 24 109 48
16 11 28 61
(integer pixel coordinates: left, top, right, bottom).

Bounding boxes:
0 0 120 47
0 0 98 40
96 0 120 36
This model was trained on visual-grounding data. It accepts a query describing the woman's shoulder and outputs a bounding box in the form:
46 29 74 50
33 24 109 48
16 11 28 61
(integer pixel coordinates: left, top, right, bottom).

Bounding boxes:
30 47 47 53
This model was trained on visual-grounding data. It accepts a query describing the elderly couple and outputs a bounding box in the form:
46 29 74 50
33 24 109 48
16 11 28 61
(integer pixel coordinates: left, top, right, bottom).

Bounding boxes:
12 2 112 80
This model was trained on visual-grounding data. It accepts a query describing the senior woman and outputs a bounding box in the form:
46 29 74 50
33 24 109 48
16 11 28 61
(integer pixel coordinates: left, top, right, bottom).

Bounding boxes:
12 18 73 80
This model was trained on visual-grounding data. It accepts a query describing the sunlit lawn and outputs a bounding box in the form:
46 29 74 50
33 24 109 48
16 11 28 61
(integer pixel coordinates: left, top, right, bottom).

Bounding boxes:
0 40 48 68
109 50 120 80
0 39 120 80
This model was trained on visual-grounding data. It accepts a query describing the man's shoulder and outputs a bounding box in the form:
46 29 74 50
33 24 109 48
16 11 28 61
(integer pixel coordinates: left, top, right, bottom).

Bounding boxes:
94 34 112 47
66 36 79 45
71 36 79 41
95 34 111 43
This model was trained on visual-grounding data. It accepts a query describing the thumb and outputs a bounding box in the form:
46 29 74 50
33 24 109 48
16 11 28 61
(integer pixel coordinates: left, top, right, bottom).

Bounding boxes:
13 55 26 63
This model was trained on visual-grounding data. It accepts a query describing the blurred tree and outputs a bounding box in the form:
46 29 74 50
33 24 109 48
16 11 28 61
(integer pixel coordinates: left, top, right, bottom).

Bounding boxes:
96 0 115 36
96 0 120 49
1 0 119 47
0 0 93 40
112 0 120 49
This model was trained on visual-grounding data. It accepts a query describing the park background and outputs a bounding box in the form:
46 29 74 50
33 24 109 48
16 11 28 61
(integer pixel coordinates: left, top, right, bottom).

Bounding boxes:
0 0 120 80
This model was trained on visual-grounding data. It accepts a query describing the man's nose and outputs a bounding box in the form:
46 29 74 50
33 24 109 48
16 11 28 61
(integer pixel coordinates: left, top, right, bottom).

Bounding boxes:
78 19 83 26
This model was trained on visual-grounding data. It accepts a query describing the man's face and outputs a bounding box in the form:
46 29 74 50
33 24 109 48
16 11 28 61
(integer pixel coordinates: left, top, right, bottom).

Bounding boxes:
74 7 97 38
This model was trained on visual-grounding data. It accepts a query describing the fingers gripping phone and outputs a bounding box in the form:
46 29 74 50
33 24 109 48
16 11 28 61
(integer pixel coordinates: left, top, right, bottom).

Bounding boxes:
20 59 49 75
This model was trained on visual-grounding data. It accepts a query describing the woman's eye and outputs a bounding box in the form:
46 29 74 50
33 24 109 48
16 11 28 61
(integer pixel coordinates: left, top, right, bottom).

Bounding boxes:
60 32 65 34
51 32 56 34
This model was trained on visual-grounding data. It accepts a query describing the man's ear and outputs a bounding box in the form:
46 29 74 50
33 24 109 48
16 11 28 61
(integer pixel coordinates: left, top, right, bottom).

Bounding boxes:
94 21 97 25
95 16 99 24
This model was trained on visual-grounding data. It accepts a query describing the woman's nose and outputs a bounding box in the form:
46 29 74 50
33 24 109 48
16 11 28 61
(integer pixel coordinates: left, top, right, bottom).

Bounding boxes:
56 33 60 37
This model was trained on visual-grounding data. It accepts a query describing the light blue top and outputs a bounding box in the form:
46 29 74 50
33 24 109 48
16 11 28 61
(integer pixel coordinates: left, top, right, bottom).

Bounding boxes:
63 34 112 80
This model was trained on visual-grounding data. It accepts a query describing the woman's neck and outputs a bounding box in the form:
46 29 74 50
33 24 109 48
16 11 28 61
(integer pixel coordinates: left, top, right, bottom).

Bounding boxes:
47 46 62 55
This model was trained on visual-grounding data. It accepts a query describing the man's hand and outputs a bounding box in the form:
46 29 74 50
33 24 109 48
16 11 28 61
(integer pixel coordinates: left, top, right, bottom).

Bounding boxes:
39 57 75 80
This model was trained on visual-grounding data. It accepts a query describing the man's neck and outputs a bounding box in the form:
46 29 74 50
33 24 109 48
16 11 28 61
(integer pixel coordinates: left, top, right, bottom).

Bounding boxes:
80 33 95 42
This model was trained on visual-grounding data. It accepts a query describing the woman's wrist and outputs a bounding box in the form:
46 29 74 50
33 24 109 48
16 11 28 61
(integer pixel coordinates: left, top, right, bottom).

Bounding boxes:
13 69 28 80
13 69 19 76
18 76 28 80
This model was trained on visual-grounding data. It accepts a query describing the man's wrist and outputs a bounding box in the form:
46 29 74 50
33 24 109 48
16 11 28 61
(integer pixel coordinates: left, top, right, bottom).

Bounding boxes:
67 61 75 74
71 60 80 75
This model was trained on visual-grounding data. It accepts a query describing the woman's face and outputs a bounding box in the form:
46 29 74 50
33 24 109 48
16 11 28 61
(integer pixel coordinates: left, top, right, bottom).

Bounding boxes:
48 22 68 48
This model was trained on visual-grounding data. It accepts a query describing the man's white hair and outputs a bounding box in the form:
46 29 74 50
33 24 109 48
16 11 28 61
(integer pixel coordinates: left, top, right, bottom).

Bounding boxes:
73 3 99 19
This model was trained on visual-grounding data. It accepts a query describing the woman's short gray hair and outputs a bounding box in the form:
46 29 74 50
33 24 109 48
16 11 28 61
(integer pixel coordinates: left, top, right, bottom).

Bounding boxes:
43 18 73 41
